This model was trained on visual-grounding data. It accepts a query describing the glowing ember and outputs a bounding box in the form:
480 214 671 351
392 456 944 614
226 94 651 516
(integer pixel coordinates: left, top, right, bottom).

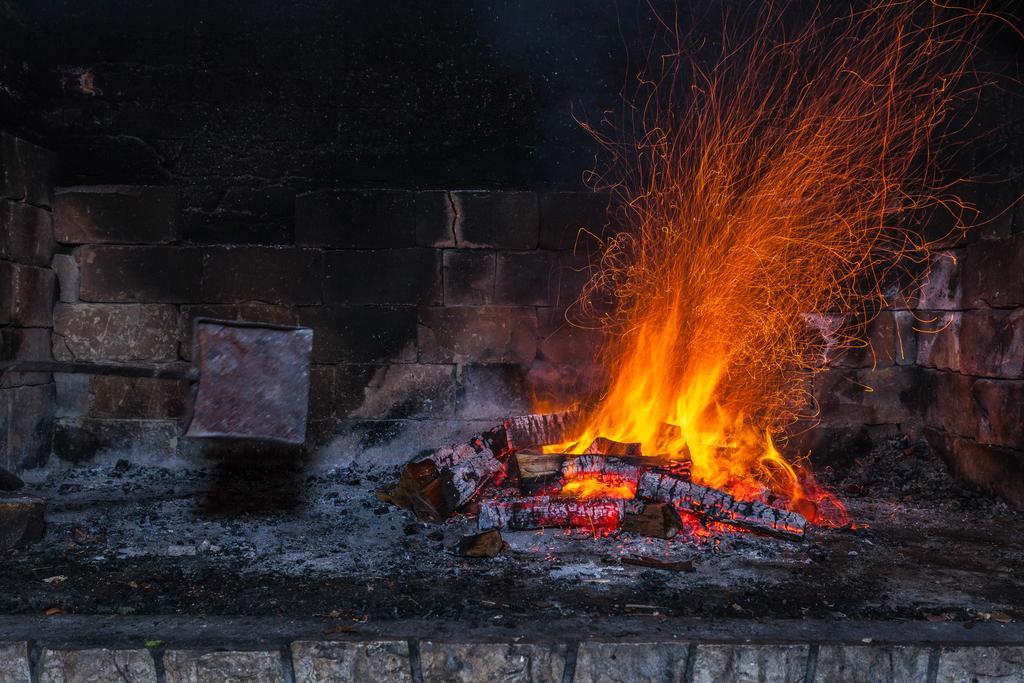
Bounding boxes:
548 1 998 524
561 475 636 500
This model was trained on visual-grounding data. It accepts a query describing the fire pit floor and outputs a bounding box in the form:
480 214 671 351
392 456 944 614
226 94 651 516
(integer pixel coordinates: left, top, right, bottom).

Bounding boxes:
2 439 1021 628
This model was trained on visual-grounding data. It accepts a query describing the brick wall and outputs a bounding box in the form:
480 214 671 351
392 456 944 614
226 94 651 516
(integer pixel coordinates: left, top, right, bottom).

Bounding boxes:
0 132 58 472
49 186 608 464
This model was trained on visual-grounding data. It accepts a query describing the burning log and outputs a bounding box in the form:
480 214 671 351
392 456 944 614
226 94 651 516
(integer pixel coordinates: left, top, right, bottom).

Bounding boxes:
511 451 689 494
478 496 679 539
584 437 642 456
637 471 806 540
504 410 582 449
456 529 506 558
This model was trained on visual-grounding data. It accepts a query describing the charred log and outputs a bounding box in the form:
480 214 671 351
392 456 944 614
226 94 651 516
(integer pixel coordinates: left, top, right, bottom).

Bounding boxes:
511 451 689 494
505 410 582 449
584 437 642 456
479 495 632 532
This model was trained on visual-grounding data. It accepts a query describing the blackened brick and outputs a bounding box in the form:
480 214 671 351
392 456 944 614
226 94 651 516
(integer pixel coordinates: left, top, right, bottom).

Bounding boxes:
0 383 55 471
87 376 188 419
456 364 531 420
443 250 494 305
296 190 415 248
178 303 299 359
974 379 1024 448
0 200 55 266
548 250 595 310
308 365 335 421
324 249 441 305
298 306 417 363
53 185 179 244
451 191 538 249
350 363 458 419
959 309 1024 379
916 251 962 310
0 132 56 208
527 360 608 410
333 364 383 417
53 303 179 361
962 234 1024 308
202 247 323 304
922 370 979 439
0 262 55 326
929 433 1024 508
0 327 52 387
539 191 609 249
52 418 179 464
77 245 203 303
537 307 604 365
418 306 537 364
415 191 456 247
815 366 920 426
916 313 960 371
52 254 80 303
494 251 554 306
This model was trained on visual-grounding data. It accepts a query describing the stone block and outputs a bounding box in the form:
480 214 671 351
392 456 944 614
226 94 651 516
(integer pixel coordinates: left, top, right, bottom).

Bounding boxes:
38 648 157 683
52 253 80 303
202 246 323 304
415 190 456 247
178 303 299 360
53 185 179 244
77 245 203 303
0 327 53 387
349 363 457 419
915 312 960 371
163 650 281 683
927 431 1024 508
0 384 55 471
962 234 1024 308
892 310 918 366
922 370 979 439
419 641 567 683
547 251 594 310
815 366 920 426
526 360 608 409
87 376 188 419
691 644 809 683
974 379 1024 448
574 641 689 683
333 364 384 417
0 132 56 208
299 306 417 363
917 250 962 310
537 310 604 364
291 640 411 683
55 373 90 418
451 191 538 249
456 364 531 420
0 641 31 683
538 191 609 249
296 189 415 248
814 645 930 682
0 261 55 326
53 303 179 361
0 199 55 265
308 365 335 421
936 646 1024 682
52 418 180 464
0 494 45 550
833 311 900 369
324 248 441 305
959 309 1024 379
494 251 554 306
418 306 537 365
443 250 495 305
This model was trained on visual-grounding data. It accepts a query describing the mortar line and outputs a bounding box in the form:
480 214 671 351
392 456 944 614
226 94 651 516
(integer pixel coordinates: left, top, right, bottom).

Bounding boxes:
408 638 423 683
926 644 940 683
27 639 41 683
560 640 578 683
150 645 167 683
280 642 296 683
804 642 819 683
683 641 698 683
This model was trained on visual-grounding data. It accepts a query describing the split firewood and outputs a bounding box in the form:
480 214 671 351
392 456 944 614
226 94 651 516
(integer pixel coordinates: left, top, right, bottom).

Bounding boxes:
478 496 681 539
584 437 642 456
457 529 505 558
637 471 806 540
504 409 582 449
620 502 682 539
511 451 689 494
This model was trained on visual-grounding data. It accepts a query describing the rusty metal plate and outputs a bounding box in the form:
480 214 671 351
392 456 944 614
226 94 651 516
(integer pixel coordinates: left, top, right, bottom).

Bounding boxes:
184 318 314 444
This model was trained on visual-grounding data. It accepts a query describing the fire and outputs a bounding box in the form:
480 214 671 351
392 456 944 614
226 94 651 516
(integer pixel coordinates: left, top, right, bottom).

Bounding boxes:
548 2 1000 524
561 476 636 500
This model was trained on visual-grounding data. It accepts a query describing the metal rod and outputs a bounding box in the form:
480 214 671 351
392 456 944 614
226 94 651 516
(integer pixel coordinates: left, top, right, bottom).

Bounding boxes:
0 360 198 381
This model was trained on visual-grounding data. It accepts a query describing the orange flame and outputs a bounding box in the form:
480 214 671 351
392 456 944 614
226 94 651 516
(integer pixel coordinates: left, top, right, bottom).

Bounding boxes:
550 1 1001 524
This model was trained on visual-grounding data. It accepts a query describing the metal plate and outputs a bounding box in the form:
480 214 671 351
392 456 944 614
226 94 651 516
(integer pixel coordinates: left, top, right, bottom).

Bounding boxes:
185 319 314 444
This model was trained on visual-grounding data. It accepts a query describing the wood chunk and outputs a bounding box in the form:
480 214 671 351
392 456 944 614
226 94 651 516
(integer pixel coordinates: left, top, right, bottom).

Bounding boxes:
505 410 581 449
585 437 642 456
637 471 806 540
410 449 504 523
390 434 502 511
512 451 689 494
0 494 45 550
457 529 505 558
622 555 694 572
620 502 682 539
479 495 634 532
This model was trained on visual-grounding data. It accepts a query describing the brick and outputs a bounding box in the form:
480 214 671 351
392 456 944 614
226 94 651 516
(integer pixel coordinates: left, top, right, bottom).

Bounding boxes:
456 364 531 420
87 376 188 419
814 645 930 682
53 303 179 361
815 366 920 426
922 370 979 439
202 246 323 304
443 250 495 305
77 245 203 303
178 303 299 359
299 306 417 363
53 185 179 244
451 191 538 249
418 306 537 364
574 641 689 683
929 434 1024 508
0 495 45 550
163 650 281 683
962 234 1024 308
0 132 56 208
547 250 594 310
349 363 457 419
915 312 960 371
419 642 567 683
526 360 608 409
54 373 89 418
307 366 334 421
0 641 31 683
0 199 54 265
691 644 808 683
936 646 1024 682
537 308 604 364
0 262 55 326
538 191 608 249
833 311 898 368
0 384 55 471
333 364 384 417
974 379 1024 448
324 248 441 305
38 648 157 683
52 253 80 303
0 327 52 387
415 191 456 247
494 251 554 305
916 250 962 310
296 189 415 248
892 310 918 366
291 640 411 683
52 418 179 464
959 309 1024 378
